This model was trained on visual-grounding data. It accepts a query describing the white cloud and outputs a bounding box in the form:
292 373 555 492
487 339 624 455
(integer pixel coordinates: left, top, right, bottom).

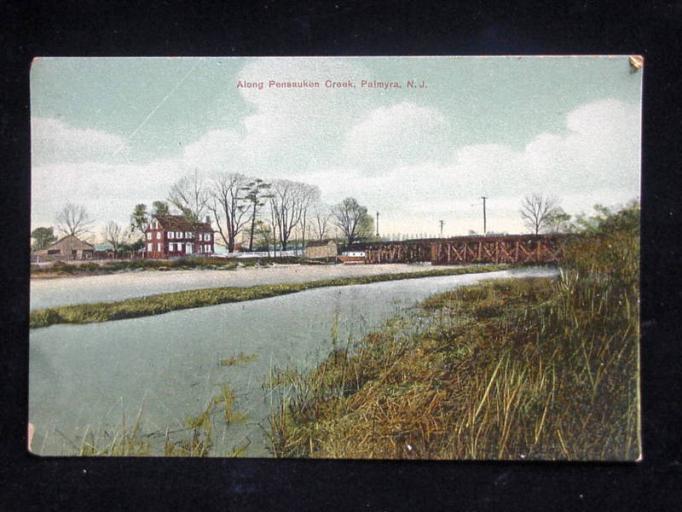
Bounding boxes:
31 159 182 232
31 117 128 166
311 98 641 235
31 96 641 239
180 128 243 173
344 102 451 172
235 58 374 171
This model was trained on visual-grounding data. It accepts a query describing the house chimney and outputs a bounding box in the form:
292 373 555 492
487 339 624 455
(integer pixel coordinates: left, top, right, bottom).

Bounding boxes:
205 215 210 225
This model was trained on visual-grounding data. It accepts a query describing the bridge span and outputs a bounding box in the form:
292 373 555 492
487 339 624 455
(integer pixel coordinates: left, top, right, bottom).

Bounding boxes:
360 234 568 265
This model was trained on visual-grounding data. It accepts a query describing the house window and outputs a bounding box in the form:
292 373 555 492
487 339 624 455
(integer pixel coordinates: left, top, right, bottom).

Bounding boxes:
146 232 152 240
176 243 182 252
205 244 211 253
168 231 174 239
185 232 192 238
157 243 162 252
156 232 161 240
168 243 173 252
176 231 182 238
147 243 152 252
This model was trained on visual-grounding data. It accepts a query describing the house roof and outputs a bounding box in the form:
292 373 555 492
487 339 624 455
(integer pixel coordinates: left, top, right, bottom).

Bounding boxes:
34 234 95 254
151 215 213 232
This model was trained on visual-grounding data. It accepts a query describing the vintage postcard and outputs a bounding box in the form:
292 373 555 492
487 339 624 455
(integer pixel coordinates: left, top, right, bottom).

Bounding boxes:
29 56 642 460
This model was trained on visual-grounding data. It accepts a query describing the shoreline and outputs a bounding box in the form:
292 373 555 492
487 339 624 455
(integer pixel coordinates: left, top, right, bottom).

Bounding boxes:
30 264 515 329
31 262 522 310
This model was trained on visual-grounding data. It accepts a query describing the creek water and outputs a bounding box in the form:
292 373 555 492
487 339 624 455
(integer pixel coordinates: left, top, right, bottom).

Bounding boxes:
28 267 556 457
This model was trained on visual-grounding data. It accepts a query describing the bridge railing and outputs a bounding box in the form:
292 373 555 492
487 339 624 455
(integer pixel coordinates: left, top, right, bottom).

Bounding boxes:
361 234 569 265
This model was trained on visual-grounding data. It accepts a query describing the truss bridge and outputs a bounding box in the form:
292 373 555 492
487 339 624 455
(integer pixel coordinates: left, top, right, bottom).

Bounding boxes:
361 234 568 265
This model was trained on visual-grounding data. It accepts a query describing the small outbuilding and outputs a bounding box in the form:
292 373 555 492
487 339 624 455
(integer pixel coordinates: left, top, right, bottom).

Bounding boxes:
33 235 95 262
304 240 338 260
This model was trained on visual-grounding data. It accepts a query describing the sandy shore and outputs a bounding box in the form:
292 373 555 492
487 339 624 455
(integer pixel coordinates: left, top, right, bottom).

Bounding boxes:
30 263 472 310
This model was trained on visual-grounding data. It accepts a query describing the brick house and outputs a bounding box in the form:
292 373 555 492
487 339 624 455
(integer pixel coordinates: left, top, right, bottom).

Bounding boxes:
144 215 214 259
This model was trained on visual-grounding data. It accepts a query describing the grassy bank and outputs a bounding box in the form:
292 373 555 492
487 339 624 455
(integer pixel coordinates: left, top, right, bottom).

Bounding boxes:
266 204 640 460
30 256 305 278
30 264 511 329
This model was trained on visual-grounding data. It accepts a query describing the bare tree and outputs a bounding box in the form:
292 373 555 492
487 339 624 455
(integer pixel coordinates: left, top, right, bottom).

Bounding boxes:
56 202 93 237
168 169 209 222
520 193 560 235
207 172 251 252
269 180 319 251
103 221 129 257
332 197 372 246
298 184 320 253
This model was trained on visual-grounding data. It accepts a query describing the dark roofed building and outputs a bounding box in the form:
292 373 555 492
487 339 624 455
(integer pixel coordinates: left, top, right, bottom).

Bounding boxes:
144 215 215 259
32 235 95 262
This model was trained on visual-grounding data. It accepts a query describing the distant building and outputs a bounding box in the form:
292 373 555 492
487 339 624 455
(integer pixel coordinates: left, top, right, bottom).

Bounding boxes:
304 239 338 259
144 214 214 259
32 235 95 262
93 242 115 259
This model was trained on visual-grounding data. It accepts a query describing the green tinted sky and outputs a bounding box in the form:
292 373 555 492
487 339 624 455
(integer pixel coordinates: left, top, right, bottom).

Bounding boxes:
31 56 642 237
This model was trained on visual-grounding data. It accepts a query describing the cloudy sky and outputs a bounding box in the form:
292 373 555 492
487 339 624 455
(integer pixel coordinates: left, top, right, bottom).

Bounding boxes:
31 56 642 239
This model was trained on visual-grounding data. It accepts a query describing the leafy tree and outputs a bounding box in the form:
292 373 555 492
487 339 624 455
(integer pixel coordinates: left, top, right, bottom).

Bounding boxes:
253 220 273 253
332 197 373 246
358 211 375 241
152 201 170 216
130 203 149 235
573 200 640 236
56 202 93 237
545 207 572 233
31 226 57 250
239 178 273 251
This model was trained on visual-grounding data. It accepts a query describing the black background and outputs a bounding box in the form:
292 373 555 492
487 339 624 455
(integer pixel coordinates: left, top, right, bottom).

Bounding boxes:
1 1 681 510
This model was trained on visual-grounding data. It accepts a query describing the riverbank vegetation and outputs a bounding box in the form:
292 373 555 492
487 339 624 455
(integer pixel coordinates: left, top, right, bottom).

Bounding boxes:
30 264 511 328
30 256 308 278
266 203 640 460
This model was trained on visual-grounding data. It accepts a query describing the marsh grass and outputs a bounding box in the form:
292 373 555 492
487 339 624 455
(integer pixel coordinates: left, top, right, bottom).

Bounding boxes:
73 382 249 457
30 264 510 328
266 204 640 460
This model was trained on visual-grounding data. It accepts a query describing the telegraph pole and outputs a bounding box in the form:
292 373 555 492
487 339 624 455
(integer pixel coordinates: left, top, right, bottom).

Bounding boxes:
481 196 487 235
376 211 380 238
439 219 444 238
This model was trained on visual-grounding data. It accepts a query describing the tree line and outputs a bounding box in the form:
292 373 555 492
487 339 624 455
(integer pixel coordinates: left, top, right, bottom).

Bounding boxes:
31 179 596 257
31 171 377 255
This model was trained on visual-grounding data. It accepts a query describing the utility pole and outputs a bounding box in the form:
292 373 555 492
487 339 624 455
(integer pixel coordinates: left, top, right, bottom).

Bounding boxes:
376 211 380 238
439 219 444 238
481 196 487 235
